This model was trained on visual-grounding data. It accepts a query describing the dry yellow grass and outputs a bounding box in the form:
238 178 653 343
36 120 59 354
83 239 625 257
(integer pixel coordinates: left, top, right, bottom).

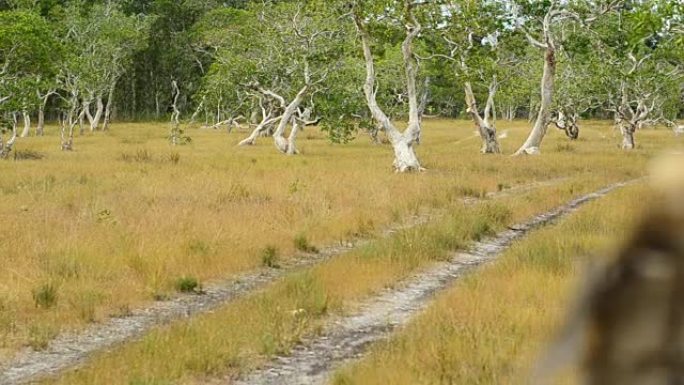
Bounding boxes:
41 179 621 385
0 119 679 366
330 184 649 385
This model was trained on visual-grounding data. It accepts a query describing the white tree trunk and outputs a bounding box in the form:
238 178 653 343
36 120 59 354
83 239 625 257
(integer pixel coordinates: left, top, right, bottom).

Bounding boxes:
20 111 31 138
103 81 116 131
353 3 423 172
89 96 104 131
36 106 45 136
273 85 308 154
286 116 300 155
515 45 556 155
620 123 636 150
239 114 280 146
0 114 18 158
84 99 95 132
464 81 500 154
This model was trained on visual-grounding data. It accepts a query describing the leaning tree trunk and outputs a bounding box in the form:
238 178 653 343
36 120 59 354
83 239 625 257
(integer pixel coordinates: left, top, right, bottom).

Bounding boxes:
273 86 308 154
20 110 31 138
89 96 104 131
286 116 300 155
239 114 279 146
515 45 556 155
464 81 500 154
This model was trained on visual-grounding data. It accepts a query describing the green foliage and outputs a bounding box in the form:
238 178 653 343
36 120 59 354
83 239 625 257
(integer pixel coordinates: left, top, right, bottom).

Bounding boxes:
260 246 279 268
174 276 201 294
294 234 318 254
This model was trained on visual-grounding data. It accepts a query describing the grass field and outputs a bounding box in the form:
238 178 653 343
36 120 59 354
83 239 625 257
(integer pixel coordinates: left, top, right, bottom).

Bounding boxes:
331 184 648 385
0 119 681 382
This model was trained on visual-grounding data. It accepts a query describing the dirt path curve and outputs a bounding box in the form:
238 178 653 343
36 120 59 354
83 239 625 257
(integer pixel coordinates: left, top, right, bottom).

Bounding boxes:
232 180 636 385
0 179 563 385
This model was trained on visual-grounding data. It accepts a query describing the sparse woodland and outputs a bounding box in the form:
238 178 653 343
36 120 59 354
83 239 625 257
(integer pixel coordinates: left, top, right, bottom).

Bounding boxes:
0 1 683 384
0 0 681 164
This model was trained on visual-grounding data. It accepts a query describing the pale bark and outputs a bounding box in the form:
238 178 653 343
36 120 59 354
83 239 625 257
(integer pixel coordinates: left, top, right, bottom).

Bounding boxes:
0 113 18 158
169 80 183 145
353 2 423 172
102 81 116 131
515 45 556 155
273 85 308 154
84 99 94 132
35 91 53 136
239 105 280 146
61 91 87 151
614 80 654 150
36 106 45 136
20 110 31 138
285 116 300 155
89 96 104 131
464 81 500 154
514 8 579 155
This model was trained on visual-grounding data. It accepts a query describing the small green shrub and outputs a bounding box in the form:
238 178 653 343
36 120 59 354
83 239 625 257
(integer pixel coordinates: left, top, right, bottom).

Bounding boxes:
294 234 318 253
32 283 58 309
174 276 200 293
260 246 279 268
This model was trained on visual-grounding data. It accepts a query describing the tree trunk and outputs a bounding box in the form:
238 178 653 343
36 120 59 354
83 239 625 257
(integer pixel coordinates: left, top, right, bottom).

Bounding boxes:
0 114 18 158
36 106 45 136
84 100 95 132
515 45 556 155
239 114 279 146
273 86 308 154
286 116 300 155
619 121 636 150
353 5 422 172
89 96 104 131
103 81 116 131
464 81 500 154
20 111 31 138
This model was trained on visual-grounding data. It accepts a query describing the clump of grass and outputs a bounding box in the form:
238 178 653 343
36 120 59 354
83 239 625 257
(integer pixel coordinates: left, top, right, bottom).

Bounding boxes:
556 142 576 152
168 151 181 165
294 234 318 253
68 290 103 323
32 282 58 309
27 323 58 351
13 149 45 160
260 246 279 268
455 185 486 198
120 148 152 162
174 276 201 294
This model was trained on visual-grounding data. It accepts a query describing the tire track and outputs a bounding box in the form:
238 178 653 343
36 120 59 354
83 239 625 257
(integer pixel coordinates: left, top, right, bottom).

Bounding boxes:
233 180 636 385
0 179 563 385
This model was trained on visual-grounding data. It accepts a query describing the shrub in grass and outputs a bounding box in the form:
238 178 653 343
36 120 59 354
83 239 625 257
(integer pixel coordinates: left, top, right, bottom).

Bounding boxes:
294 234 318 253
260 246 279 268
174 276 200 293
32 283 57 309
